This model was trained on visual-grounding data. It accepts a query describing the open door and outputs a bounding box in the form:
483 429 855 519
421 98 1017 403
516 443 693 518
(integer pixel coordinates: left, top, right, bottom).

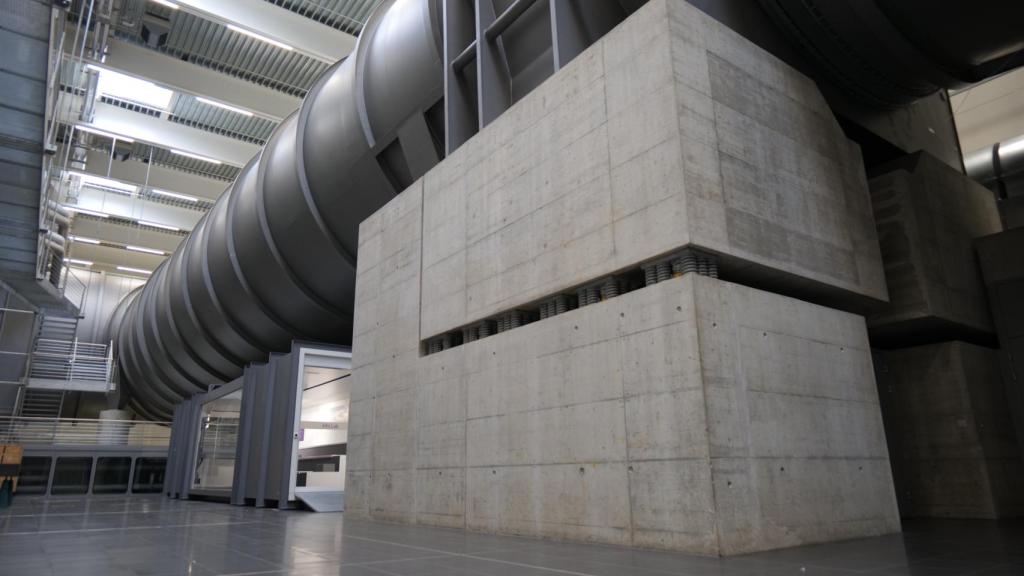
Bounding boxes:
289 346 350 511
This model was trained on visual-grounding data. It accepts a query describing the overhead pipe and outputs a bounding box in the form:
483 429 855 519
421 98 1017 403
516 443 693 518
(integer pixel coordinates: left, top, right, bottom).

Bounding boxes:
965 135 1024 198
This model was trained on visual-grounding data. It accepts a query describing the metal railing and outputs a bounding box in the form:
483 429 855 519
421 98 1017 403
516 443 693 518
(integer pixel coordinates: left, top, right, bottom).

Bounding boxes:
0 416 171 447
54 264 87 309
28 338 113 387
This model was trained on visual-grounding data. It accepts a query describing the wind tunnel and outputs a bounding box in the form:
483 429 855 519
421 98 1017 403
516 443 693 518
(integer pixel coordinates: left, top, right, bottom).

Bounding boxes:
114 0 1024 421
111 0 640 420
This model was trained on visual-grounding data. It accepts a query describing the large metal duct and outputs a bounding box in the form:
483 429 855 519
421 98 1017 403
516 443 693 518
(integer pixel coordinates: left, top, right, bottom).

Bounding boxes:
113 0 639 420
116 0 1024 420
758 0 1024 108
965 135 1024 198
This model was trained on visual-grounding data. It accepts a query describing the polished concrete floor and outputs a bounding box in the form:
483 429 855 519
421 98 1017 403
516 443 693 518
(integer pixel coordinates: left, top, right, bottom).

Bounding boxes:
0 496 1021 576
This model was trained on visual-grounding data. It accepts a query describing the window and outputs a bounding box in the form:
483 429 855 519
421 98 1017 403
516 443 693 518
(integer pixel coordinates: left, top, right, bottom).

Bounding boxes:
93 457 132 494
51 457 93 495
132 458 167 493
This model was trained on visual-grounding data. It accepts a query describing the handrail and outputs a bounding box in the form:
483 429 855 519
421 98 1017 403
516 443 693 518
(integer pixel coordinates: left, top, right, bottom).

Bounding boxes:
0 415 171 447
27 337 114 387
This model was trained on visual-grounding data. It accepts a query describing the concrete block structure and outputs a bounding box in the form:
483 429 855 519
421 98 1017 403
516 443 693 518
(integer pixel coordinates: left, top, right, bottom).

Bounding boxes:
976 228 1024 463
874 342 1024 518
867 153 1002 347
415 0 887 342
346 0 900 555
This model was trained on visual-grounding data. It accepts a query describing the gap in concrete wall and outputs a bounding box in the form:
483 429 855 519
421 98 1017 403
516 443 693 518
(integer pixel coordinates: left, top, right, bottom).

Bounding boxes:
422 248 719 356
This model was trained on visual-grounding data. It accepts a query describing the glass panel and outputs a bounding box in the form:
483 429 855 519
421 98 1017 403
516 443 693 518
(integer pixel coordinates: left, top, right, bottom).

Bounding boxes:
16 457 51 495
192 389 242 491
132 457 166 493
51 457 92 495
93 457 131 494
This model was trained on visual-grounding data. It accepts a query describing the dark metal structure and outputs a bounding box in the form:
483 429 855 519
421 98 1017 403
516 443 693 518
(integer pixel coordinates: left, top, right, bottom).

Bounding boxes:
113 0 1024 420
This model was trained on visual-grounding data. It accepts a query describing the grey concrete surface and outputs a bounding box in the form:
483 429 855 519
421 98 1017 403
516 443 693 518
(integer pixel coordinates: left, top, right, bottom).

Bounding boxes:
349 252 899 554
976 227 1024 465
874 342 1024 519
867 152 1002 347
347 0 900 556
0 495 1020 576
414 0 886 343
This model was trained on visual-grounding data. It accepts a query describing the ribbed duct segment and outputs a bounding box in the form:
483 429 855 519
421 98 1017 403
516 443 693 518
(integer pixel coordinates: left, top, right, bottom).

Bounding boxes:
114 0 645 420
113 0 447 420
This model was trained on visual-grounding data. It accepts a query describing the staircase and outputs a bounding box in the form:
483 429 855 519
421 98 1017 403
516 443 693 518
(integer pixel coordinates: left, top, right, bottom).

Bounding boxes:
18 388 64 418
36 314 79 341
25 313 113 393
29 315 79 379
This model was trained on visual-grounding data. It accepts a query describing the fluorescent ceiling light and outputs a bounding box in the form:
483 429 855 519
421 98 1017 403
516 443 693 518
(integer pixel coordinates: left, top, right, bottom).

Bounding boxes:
64 258 94 266
69 235 101 245
150 0 179 8
151 189 199 203
125 245 167 255
71 171 138 195
170 149 223 165
137 219 180 232
117 266 152 275
64 206 110 218
75 125 135 143
226 24 294 51
94 66 173 110
196 97 254 117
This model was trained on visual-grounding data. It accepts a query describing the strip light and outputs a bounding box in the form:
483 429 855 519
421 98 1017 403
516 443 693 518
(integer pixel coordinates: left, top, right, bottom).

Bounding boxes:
64 206 110 218
170 149 223 165
151 189 199 203
70 235 101 245
65 258 94 266
70 172 138 195
117 266 152 275
126 245 167 256
150 0 179 8
196 97 254 117
75 125 135 143
226 24 294 51
137 219 180 232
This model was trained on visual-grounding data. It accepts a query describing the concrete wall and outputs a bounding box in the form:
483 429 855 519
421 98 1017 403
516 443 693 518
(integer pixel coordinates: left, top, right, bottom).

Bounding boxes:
976 228 1024 465
350 252 899 554
346 0 900 555
867 153 1002 347
417 0 886 345
875 342 1024 518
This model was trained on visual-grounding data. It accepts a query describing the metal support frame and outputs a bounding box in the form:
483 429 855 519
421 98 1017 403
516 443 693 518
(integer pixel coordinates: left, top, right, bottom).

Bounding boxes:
550 0 589 71
475 0 513 130
444 0 479 154
443 0 602 154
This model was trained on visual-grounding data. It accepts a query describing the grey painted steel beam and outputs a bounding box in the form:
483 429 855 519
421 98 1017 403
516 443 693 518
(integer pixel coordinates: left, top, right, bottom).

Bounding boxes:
476 0 512 129
170 0 357 64
444 0 478 154
72 37 301 121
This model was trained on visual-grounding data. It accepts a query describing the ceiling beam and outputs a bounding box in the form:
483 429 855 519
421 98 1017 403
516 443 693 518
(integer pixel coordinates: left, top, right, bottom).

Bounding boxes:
71 186 203 232
60 146 228 202
952 67 1024 155
64 99 260 166
172 0 357 64
69 217 184 253
74 37 301 121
